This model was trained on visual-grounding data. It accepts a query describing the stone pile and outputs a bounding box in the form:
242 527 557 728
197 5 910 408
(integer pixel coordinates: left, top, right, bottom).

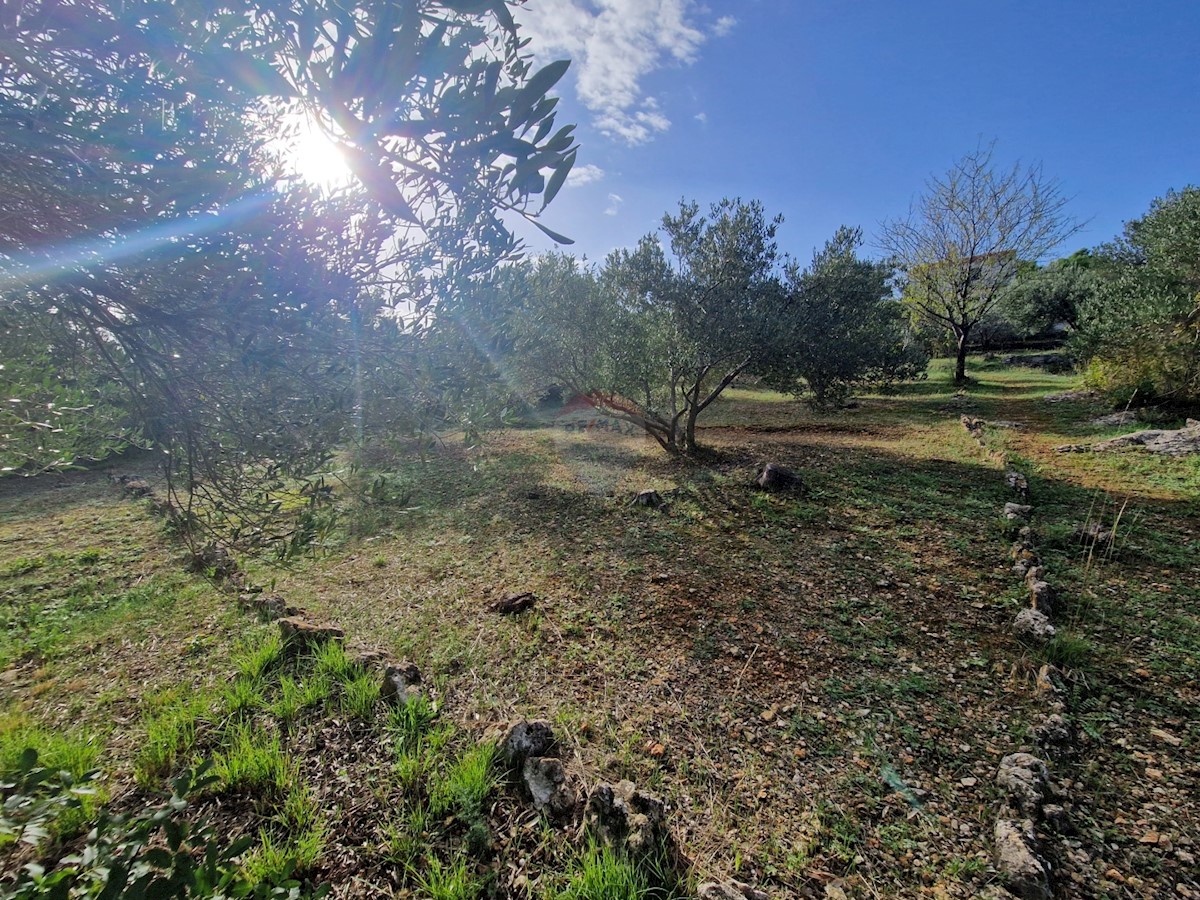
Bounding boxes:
965 417 1090 899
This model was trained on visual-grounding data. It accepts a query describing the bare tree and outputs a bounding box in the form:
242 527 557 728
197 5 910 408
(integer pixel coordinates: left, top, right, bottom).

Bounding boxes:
880 142 1080 383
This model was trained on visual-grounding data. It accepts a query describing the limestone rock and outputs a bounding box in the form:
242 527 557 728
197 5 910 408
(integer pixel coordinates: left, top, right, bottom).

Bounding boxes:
1090 410 1138 428
522 756 576 819
1013 609 1055 644
587 780 669 856
1005 470 1029 496
1004 502 1033 521
501 720 558 770
491 592 537 615
380 662 423 706
1028 580 1054 614
994 818 1052 900
698 881 769 900
278 617 344 652
347 644 390 671
996 753 1050 818
1094 421 1200 455
976 888 1021 900
1041 804 1070 833
242 594 302 621
1032 714 1073 754
1010 539 1033 560
756 463 800 492
1072 522 1113 549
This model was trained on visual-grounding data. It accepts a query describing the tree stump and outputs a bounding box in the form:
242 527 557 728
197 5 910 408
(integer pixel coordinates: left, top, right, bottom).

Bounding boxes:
756 463 800 491
491 592 536 615
630 489 664 508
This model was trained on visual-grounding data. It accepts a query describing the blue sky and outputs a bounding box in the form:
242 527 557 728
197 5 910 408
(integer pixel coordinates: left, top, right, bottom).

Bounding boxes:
511 0 1200 266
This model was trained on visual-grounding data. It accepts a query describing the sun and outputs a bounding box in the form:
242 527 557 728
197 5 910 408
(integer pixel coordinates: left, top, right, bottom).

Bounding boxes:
284 118 355 190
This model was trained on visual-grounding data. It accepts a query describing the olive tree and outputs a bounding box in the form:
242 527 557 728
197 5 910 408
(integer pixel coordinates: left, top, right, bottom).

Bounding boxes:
592 198 786 453
1074 187 1200 404
461 199 787 454
762 227 927 407
1 0 577 549
880 143 1079 383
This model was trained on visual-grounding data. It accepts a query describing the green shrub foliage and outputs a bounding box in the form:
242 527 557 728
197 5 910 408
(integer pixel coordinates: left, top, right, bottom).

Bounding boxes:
1074 187 1200 405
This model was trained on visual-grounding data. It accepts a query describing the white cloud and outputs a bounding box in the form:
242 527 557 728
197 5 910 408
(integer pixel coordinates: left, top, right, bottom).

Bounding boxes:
694 111 708 125
604 192 624 216
566 163 605 187
713 15 737 38
518 0 718 145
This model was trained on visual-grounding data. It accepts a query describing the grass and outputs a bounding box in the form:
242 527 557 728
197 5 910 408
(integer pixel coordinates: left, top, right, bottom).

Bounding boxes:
1039 631 1094 670
213 722 291 795
0 715 102 780
313 639 355 683
135 690 212 785
242 825 326 886
271 672 332 723
414 854 485 900
338 670 381 720
429 741 498 821
3 358 1198 898
235 631 284 681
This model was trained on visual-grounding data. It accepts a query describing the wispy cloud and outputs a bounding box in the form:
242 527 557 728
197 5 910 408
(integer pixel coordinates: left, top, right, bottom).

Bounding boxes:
567 163 605 187
694 111 708 125
518 1 730 145
604 192 624 216
713 15 737 38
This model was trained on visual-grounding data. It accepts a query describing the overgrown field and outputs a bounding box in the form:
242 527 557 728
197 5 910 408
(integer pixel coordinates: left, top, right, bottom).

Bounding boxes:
2 359 1197 899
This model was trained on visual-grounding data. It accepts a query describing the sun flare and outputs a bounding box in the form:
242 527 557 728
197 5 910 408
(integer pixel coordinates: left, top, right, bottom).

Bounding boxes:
286 120 355 190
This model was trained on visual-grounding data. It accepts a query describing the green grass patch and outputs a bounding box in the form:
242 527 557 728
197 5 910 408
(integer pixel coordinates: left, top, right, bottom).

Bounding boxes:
135 691 212 785
414 853 486 900
338 670 381 720
241 825 325 886
429 741 498 822
213 722 291 795
1040 631 1094 670
0 714 102 780
553 844 657 900
234 631 284 681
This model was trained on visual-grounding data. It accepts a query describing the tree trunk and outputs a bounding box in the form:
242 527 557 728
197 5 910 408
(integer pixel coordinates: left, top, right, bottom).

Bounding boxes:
954 328 970 385
684 407 699 452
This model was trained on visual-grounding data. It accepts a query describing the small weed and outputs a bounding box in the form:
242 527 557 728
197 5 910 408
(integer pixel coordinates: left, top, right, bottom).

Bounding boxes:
135 692 211 785
1040 632 1093 670
554 844 651 900
414 853 485 900
213 722 290 795
430 742 498 822
339 671 381 720
944 856 987 879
